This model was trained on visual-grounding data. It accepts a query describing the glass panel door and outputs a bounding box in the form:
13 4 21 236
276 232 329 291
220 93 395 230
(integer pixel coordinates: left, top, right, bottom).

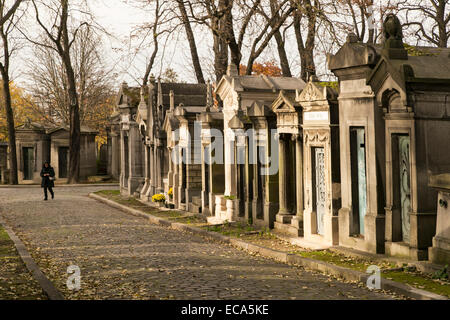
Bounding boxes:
23 147 34 180
314 148 326 235
398 135 411 242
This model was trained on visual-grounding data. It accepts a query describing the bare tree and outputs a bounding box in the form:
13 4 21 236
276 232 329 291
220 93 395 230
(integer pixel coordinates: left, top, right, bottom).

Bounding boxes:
128 0 177 86
187 0 293 78
176 0 205 83
290 0 318 81
0 0 26 185
25 0 96 183
401 0 450 48
27 26 115 135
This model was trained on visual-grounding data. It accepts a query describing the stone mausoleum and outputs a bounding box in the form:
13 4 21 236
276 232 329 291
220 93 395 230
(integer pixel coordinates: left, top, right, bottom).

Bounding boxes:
108 13 450 265
15 120 98 183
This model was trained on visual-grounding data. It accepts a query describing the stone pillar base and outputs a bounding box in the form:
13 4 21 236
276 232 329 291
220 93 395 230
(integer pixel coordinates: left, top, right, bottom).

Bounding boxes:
274 214 303 237
429 246 450 265
385 241 429 261
264 202 279 229
128 177 143 196
338 208 385 254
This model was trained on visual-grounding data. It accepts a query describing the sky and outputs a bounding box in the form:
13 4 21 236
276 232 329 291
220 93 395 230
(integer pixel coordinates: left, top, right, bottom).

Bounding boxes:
90 0 220 87
10 0 419 90
88 0 308 87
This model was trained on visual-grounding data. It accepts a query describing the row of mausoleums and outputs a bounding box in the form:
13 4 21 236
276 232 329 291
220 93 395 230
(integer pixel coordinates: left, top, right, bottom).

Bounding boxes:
0 121 98 184
107 16 450 265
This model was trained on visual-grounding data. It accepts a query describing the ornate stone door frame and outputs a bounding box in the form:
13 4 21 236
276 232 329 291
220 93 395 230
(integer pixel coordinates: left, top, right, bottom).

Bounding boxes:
384 112 421 259
303 129 335 243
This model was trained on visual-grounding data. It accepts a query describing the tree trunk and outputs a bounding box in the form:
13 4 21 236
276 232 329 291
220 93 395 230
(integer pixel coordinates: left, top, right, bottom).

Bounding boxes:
270 0 291 77
177 0 205 83
0 70 18 185
222 0 241 68
293 1 316 81
60 0 80 184
437 0 448 48
212 10 228 82
274 32 291 77
66 61 81 184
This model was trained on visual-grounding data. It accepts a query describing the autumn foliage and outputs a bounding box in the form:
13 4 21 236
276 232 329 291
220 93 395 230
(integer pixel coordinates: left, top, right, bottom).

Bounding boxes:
0 82 43 141
239 60 282 77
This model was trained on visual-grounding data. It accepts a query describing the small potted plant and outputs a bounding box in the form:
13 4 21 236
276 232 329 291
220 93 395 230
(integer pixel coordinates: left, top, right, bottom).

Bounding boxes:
152 193 166 207
167 187 175 208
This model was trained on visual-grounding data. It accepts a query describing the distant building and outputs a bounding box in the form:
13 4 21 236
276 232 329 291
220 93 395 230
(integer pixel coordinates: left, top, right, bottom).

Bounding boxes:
15 120 98 183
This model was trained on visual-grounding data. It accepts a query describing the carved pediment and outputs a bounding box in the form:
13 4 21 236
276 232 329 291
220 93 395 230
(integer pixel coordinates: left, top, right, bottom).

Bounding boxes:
297 81 325 103
228 114 244 130
247 101 272 117
271 90 298 113
304 129 330 144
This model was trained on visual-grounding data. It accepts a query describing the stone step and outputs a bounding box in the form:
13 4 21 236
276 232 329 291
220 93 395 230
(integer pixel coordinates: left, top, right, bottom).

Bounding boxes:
273 221 303 237
191 196 202 206
188 202 202 214
215 195 226 209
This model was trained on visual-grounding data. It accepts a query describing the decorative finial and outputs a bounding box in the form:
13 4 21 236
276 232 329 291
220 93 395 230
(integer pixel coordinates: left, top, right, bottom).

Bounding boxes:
169 90 174 111
140 86 146 103
347 32 358 43
309 75 318 82
382 14 407 59
226 63 239 77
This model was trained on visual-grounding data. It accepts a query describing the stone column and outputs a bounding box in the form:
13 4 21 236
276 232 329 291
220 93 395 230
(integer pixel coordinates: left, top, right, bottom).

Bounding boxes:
277 134 289 215
111 134 120 180
291 133 304 233
201 143 208 215
119 130 126 192
172 148 180 208
127 123 144 195
156 145 163 193
153 143 158 195
141 144 149 199
167 147 174 190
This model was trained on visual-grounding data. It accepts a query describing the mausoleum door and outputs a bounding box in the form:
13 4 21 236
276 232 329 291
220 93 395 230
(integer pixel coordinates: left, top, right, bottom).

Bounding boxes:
350 128 367 236
393 134 411 243
236 144 246 217
313 147 326 235
181 148 187 203
204 147 210 207
124 136 129 187
23 147 34 180
256 145 265 220
58 147 69 179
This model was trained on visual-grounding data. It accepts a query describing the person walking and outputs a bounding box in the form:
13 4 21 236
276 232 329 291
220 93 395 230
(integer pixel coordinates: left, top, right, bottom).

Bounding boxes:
40 162 55 201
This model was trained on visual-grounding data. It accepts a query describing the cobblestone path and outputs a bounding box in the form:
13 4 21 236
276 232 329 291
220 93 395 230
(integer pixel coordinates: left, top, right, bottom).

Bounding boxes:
0 186 402 300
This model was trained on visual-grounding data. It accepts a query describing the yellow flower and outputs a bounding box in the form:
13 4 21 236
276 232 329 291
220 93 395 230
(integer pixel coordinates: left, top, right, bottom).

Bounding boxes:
152 194 166 203
168 187 173 197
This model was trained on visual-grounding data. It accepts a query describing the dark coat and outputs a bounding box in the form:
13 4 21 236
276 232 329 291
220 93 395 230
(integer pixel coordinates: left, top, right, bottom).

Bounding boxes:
40 166 55 188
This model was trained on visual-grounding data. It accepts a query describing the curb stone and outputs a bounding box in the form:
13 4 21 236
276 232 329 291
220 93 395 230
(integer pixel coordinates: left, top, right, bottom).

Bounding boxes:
0 183 119 189
0 217 65 300
89 193 448 301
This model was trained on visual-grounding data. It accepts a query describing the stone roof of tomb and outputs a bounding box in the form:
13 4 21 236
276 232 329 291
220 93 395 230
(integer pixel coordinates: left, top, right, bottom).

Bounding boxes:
381 46 450 81
16 121 49 132
217 74 306 94
158 83 207 108
47 126 98 135
366 46 450 95
117 85 141 108
328 37 382 72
